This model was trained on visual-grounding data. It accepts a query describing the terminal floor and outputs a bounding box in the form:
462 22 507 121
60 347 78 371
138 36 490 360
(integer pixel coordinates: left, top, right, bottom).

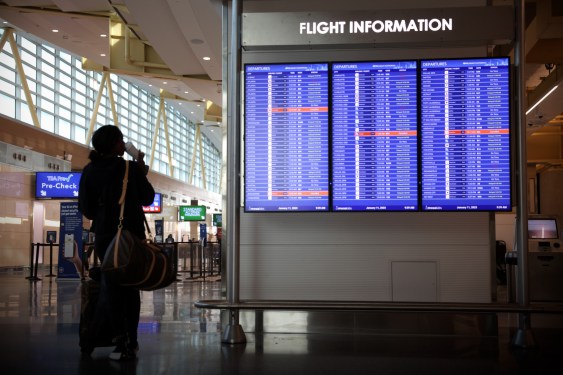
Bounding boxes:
0 270 562 375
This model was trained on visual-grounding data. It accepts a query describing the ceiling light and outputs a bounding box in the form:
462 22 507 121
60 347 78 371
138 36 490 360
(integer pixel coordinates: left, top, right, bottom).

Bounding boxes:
100 34 107 38
52 29 59 33
197 104 201 107
184 91 189 94
3 22 8 25
526 85 559 115
100 53 106 57
163 81 168 84
203 56 211 61
190 111 194 114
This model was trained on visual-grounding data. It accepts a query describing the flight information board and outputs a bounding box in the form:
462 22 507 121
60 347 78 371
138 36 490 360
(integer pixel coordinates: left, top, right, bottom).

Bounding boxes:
421 58 511 211
331 61 418 211
244 63 329 211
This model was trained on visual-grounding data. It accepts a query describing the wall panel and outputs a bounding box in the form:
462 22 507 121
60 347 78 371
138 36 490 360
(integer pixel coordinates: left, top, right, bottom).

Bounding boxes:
240 212 491 302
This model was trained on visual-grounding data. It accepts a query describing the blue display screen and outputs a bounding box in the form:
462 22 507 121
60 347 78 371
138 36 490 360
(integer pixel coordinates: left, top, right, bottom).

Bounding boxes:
244 63 330 212
35 172 81 199
331 61 419 211
420 58 511 211
143 192 162 213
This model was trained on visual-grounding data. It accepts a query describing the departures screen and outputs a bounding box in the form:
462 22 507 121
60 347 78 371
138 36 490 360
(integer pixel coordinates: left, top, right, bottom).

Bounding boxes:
331 61 418 211
244 63 330 212
420 57 511 211
243 57 512 213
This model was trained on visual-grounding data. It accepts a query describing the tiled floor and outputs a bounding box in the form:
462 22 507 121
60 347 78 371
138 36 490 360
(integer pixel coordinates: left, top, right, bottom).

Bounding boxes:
0 269 562 374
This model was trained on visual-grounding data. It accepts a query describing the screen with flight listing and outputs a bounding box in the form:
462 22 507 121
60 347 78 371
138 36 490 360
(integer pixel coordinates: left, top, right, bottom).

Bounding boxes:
420 57 511 211
244 63 330 212
331 61 419 211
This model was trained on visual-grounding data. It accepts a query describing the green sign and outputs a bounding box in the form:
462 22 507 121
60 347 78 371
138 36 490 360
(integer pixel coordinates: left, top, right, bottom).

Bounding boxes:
178 205 206 221
213 213 222 227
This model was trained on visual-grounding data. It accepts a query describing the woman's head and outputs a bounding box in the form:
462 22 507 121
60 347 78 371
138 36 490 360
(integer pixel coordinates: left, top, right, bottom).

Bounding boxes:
90 125 125 159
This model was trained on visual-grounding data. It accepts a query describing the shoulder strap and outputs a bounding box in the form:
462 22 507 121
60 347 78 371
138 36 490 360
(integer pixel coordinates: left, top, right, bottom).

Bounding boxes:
144 215 152 239
113 160 129 267
117 161 152 239
117 160 129 228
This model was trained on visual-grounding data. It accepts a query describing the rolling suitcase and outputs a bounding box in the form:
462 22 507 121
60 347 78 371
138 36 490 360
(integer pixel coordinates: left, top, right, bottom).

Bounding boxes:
79 268 114 354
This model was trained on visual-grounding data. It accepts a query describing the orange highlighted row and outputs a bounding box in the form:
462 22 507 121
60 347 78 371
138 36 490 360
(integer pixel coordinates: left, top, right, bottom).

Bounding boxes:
270 107 328 113
271 191 329 197
446 129 509 135
356 130 417 137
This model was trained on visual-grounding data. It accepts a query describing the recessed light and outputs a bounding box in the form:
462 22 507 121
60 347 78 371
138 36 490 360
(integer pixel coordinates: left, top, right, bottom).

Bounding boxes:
184 91 189 94
3 21 8 25
100 53 106 57
163 81 168 84
149 84 152 87
203 56 211 61
197 104 201 107
52 29 59 33
190 111 194 114
100 34 107 38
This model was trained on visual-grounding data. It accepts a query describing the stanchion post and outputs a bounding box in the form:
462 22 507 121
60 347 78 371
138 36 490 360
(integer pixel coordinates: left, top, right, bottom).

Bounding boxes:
46 243 56 277
201 239 206 281
32 243 41 281
190 242 195 279
210 243 215 276
182 242 188 273
26 243 35 280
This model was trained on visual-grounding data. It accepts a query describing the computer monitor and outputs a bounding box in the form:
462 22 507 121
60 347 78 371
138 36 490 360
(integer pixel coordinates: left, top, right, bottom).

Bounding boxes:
528 218 558 239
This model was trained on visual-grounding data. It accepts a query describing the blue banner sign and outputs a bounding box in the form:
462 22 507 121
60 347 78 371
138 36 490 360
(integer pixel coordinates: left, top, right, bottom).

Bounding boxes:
58 202 83 279
36 172 81 199
155 219 164 244
199 224 207 246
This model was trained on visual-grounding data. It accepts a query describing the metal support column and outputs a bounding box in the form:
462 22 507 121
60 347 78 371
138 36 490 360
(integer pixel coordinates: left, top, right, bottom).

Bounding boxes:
86 72 109 144
189 126 201 185
149 98 163 169
198 128 207 189
222 0 246 345
160 97 175 176
512 0 535 348
105 74 119 126
3 28 40 128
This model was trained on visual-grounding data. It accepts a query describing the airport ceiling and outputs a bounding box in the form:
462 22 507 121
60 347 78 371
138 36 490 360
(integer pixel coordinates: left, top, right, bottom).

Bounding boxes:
0 0 562 157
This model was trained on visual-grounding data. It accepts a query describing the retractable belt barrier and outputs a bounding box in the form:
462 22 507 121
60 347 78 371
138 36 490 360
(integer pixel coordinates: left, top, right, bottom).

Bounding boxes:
27 243 59 281
26 241 222 282
166 241 221 281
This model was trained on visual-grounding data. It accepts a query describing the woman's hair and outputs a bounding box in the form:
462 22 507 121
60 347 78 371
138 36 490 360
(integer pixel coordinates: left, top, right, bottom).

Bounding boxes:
88 125 123 161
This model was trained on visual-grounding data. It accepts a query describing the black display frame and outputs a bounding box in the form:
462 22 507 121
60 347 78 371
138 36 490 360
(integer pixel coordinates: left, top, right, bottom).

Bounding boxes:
241 57 513 213
330 59 420 212
419 56 512 212
243 62 332 213
35 171 82 200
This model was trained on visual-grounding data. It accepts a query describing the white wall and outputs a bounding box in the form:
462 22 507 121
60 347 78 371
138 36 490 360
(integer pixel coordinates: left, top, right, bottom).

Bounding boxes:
240 212 492 303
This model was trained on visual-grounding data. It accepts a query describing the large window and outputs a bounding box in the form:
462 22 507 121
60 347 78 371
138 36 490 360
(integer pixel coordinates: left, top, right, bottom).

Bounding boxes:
0 29 221 193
